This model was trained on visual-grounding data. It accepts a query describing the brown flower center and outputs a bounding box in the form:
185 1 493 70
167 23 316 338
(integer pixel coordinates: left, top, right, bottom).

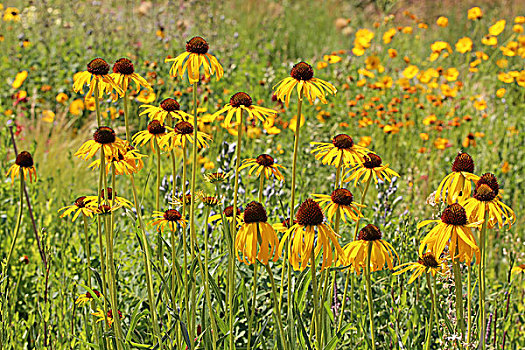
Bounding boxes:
331 188 354 206
160 98 180 112
186 36 209 54
87 58 110 75
147 120 166 135
101 187 114 200
107 309 123 320
440 203 468 225
451 152 474 173
357 224 382 241
243 201 268 223
363 153 382 169
256 154 274 167
230 92 252 108
75 196 88 208
296 198 324 226
93 126 116 144
175 121 194 135
473 184 496 202
86 290 101 299
164 209 182 222
202 196 219 207
418 252 439 268
112 58 134 75
290 61 314 81
15 151 34 167
477 173 499 195
97 204 112 215
224 205 241 218
332 134 354 149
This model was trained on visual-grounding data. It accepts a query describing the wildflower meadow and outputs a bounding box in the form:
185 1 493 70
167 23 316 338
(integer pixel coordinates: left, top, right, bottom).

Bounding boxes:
1 1 524 349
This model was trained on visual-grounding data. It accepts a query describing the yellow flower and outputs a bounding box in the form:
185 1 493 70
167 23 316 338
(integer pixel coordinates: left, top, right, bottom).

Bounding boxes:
489 20 506 36
58 196 96 222
75 290 101 307
388 48 398 58
75 126 127 161
311 134 371 167
88 146 146 175
160 120 212 150
341 224 398 275
403 65 419 79
312 188 365 223
444 68 459 81
279 199 344 271
316 61 328 70
42 110 55 123
212 92 276 126
136 89 156 103
344 153 399 185
418 203 481 263
165 36 223 84
69 99 85 115
481 35 497 47
84 187 133 213
6 151 37 183
467 7 483 20
238 154 285 182
92 308 122 328
435 152 480 204
393 252 446 284
323 54 342 63
139 98 192 124
474 99 487 111
273 61 336 107
3 7 20 22
133 120 171 151
462 174 515 229
209 205 243 228
73 58 122 101
511 264 525 276
235 202 280 265
110 58 151 93
383 28 396 44
12 71 28 89
455 37 473 53
496 88 506 98
150 209 187 232
436 16 448 27
56 92 69 104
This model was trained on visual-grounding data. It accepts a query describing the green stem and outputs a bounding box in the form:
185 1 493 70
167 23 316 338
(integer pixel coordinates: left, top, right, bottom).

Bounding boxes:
97 149 110 346
123 90 130 141
246 263 258 350
310 251 321 349
170 148 178 204
229 116 243 350
286 97 303 346
94 81 101 127
424 273 436 350
258 175 264 204
103 162 123 349
467 263 472 344
188 83 199 348
4 174 24 275
479 211 488 349
353 177 372 241
365 242 376 350
265 264 287 350
203 207 218 350
82 213 92 289
289 97 302 225
453 259 465 339
155 140 161 212
339 175 372 331
129 175 164 349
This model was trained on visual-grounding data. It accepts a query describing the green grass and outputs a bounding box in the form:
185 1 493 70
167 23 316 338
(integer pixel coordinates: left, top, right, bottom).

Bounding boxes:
0 0 524 349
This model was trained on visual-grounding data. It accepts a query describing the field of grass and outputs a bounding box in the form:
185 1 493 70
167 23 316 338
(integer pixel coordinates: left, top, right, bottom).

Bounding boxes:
0 0 524 349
